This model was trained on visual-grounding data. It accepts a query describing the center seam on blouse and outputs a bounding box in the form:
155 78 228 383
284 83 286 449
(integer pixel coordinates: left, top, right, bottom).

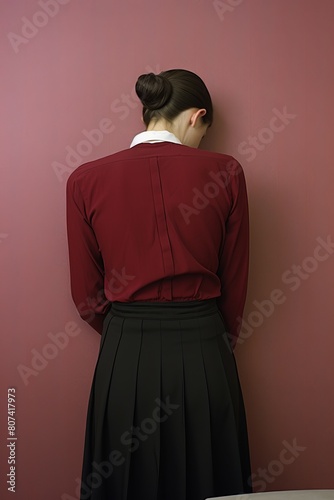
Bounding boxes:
149 157 175 300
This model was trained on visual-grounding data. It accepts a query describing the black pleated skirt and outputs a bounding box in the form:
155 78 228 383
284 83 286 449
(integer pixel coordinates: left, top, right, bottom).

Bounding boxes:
79 299 253 500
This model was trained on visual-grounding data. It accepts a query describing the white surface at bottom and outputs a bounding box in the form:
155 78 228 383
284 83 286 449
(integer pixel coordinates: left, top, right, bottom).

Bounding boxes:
206 490 334 500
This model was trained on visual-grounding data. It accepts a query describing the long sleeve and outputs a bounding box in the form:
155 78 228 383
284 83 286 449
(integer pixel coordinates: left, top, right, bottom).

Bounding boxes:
64 143 249 338
216 161 249 350
66 174 111 334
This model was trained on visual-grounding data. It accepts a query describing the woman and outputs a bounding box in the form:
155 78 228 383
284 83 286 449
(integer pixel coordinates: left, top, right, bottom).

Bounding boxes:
66 69 252 500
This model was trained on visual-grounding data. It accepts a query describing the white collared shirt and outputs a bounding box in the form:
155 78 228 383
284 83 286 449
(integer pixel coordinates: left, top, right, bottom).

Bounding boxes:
130 130 182 148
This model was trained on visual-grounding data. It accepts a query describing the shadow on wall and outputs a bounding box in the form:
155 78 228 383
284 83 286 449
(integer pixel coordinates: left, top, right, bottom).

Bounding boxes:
200 103 230 154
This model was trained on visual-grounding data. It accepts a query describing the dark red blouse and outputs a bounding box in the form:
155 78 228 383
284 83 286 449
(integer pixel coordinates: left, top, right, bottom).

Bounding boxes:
66 141 249 348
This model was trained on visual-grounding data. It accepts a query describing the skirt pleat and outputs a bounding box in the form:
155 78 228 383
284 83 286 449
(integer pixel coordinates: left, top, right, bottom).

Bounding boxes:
182 319 215 499
127 318 162 499
157 318 187 500
79 299 252 500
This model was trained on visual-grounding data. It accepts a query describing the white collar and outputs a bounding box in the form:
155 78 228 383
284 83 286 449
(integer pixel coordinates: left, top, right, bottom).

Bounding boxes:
130 130 182 148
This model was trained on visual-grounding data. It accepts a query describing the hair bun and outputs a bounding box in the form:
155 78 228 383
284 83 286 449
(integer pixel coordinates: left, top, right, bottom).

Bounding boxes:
135 73 173 110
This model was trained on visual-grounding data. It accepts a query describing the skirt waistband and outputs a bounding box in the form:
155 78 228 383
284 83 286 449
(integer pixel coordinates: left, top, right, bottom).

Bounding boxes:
110 298 219 320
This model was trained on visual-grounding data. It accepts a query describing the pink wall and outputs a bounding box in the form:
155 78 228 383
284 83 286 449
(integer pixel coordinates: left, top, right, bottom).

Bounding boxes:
1 0 334 498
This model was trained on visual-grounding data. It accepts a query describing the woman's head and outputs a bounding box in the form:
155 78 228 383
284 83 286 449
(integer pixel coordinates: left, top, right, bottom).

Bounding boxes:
135 69 213 147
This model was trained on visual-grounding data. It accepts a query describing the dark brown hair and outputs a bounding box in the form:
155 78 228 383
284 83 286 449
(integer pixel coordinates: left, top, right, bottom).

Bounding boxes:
135 69 213 127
